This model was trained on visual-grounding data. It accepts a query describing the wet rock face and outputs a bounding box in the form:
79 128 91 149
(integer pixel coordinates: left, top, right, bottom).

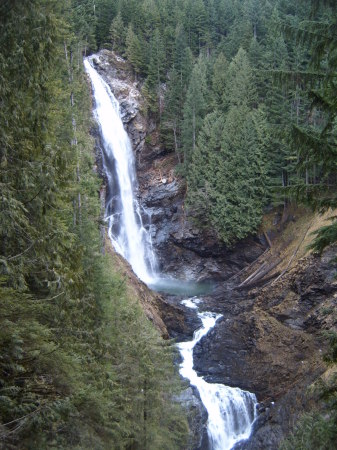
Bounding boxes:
178 387 209 450
91 50 147 155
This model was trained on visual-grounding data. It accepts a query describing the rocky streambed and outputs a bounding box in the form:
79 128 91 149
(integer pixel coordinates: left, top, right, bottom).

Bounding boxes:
165 249 337 449
90 50 337 449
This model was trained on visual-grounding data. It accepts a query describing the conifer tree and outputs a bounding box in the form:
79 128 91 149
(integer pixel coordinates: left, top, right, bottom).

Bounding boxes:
187 48 268 244
182 56 208 171
161 25 193 159
211 52 229 110
94 0 117 48
183 0 207 55
125 24 147 79
109 11 126 53
286 0 337 250
0 2 189 448
223 47 257 110
143 28 166 115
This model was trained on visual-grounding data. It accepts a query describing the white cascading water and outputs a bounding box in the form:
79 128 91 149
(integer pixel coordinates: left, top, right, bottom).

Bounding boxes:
84 57 156 283
179 298 257 450
84 56 257 450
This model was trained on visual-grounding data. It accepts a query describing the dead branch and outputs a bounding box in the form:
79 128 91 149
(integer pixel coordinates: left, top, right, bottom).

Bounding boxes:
263 231 273 249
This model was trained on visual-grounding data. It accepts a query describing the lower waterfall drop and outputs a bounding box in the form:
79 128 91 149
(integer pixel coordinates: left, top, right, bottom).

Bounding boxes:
84 55 257 450
178 298 257 450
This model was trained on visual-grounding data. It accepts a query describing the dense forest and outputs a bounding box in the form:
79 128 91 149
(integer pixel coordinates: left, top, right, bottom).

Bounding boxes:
1 0 337 449
0 1 187 449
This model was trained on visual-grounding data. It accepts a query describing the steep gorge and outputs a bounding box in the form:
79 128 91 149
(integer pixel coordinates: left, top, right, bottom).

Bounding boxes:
90 50 337 449
91 50 267 282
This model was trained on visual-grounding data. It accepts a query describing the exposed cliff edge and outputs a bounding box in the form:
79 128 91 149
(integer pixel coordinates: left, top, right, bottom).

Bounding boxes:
90 50 337 450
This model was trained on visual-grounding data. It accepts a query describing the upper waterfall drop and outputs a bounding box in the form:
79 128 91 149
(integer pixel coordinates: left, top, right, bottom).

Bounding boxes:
84 57 157 284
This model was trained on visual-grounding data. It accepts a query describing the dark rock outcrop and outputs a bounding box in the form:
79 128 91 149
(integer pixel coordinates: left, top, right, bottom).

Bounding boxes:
178 387 209 450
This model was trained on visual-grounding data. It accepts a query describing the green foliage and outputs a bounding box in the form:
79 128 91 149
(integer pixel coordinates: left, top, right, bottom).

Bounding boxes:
95 0 118 49
161 25 193 160
309 220 337 254
70 0 97 52
281 331 337 450
143 28 166 114
109 11 126 53
280 413 337 450
187 49 268 245
323 331 337 364
125 24 147 78
275 0 337 250
211 52 229 109
181 56 208 170
0 1 188 448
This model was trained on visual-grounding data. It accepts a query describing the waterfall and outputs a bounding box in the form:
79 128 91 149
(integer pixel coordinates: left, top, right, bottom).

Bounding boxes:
84 56 257 450
84 57 156 284
178 298 257 450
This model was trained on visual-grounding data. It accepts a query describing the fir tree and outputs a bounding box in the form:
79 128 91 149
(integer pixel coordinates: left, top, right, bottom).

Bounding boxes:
125 24 147 79
109 11 126 53
143 28 166 115
182 56 208 171
211 52 229 110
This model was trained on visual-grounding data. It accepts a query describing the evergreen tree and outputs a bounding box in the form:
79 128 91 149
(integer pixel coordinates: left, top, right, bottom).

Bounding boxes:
0 2 189 448
187 111 223 219
161 25 193 160
223 47 257 110
71 0 97 53
187 48 268 244
212 106 268 244
109 11 126 53
211 52 229 109
287 0 337 250
94 0 118 48
143 28 166 115
181 56 208 171
125 23 147 78
183 0 207 55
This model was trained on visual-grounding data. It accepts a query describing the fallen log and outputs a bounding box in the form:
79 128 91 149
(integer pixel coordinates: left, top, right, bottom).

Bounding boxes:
272 218 314 285
235 259 281 290
226 248 270 283
238 262 267 288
